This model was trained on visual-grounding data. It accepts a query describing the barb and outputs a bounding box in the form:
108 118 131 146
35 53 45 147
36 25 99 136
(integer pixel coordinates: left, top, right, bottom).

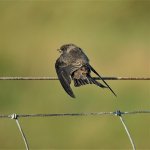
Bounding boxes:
11 114 29 150
0 76 149 80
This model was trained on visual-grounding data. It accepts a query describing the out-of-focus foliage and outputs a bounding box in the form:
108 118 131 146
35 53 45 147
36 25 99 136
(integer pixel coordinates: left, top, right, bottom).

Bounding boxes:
0 0 149 149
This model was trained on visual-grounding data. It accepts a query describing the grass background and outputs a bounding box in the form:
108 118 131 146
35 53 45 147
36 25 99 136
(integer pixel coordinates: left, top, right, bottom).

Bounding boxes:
0 0 150 149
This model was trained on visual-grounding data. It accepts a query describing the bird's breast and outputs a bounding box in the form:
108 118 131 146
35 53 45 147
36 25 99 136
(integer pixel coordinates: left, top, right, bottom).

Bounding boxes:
72 66 89 80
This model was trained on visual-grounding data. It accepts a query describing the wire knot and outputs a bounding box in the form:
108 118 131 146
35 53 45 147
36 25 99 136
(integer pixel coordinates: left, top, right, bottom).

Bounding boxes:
115 110 122 116
10 113 18 119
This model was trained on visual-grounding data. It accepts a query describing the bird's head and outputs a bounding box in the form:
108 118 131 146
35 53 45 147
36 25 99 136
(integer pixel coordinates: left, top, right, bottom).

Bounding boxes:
57 44 77 54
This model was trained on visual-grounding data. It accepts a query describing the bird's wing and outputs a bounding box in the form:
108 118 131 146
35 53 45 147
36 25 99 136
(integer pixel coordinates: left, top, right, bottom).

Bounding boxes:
55 60 75 98
88 64 117 97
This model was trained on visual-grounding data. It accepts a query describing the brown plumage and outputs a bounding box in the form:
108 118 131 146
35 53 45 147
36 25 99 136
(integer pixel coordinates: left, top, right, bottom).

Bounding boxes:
55 43 116 98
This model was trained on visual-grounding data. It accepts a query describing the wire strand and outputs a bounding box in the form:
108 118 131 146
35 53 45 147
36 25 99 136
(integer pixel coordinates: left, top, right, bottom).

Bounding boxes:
0 76 149 80
15 119 29 150
119 116 136 150
0 110 149 119
11 114 29 150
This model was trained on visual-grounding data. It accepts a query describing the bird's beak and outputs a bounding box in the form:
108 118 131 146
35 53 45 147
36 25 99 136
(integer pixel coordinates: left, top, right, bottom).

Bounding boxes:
57 49 62 53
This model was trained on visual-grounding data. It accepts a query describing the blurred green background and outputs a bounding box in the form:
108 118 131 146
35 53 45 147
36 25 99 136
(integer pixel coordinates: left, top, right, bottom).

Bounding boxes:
0 0 150 149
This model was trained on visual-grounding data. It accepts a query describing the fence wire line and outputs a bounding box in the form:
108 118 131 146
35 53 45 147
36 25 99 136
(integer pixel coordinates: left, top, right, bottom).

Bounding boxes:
0 110 150 118
1 110 150 150
0 76 150 80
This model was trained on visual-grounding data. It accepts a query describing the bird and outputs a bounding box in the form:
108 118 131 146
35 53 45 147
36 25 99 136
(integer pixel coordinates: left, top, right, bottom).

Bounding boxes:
55 43 116 98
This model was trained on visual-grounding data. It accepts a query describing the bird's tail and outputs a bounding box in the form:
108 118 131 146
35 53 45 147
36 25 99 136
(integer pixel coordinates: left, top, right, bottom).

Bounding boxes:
73 75 107 88
88 64 117 97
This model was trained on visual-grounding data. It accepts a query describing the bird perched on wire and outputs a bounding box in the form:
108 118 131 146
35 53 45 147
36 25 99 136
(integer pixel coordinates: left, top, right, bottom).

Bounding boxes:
55 43 116 98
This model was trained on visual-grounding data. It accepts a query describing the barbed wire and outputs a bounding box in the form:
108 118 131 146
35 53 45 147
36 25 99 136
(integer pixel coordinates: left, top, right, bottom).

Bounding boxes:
0 76 149 80
1 110 150 150
0 110 150 119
